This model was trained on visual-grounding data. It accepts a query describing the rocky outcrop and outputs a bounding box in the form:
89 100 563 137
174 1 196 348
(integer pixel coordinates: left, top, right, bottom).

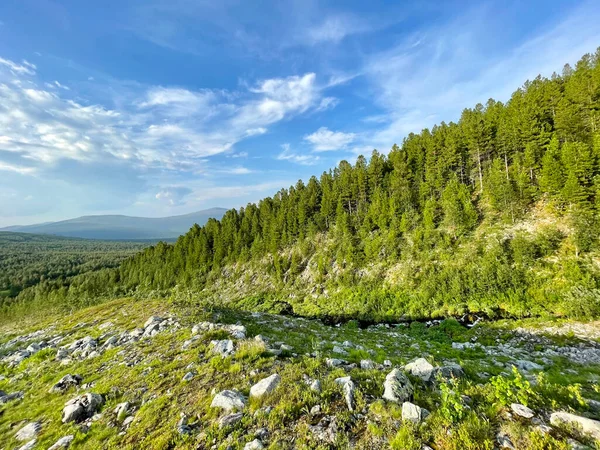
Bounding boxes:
62 393 104 423
550 411 600 441
383 369 413 403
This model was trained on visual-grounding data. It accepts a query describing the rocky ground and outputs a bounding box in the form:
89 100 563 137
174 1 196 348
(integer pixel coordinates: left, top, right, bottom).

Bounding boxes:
2 299 600 449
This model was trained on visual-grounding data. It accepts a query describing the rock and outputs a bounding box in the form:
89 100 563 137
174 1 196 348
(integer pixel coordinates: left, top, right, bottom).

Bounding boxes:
244 439 264 450
436 363 465 380
48 435 75 450
311 404 322 415
144 316 163 329
405 358 435 381
567 438 592 449
211 339 235 357
309 416 338 444
497 431 515 449
211 390 247 412
402 402 429 423
0 390 24 404
550 411 600 441
280 344 293 352
360 359 375 369
383 360 392 368
62 393 104 423
17 440 37 450
332 345 348 355
310 379 322 393
383 369 414 403
511 403 534 419
335 376 355 411
250 374 281 398
16 421 41 441
114 402 130 421
226 324 246 339
50 374 83 393
123 416 135 428
219 412 244 428
326 358 345 367
56 348 69 360
514 360 543 372
26 343 41 354
182 371 195 382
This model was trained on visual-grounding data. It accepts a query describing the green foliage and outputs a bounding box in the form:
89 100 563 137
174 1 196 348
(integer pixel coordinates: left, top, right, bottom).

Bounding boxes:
489 366 537 406
390 423 422 450
439 381 466 424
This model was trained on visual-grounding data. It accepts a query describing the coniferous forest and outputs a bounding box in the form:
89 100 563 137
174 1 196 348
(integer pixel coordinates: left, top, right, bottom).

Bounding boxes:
7 49 600 322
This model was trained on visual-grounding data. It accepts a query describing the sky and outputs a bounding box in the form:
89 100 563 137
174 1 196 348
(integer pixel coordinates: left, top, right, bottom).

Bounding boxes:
0 0 599 227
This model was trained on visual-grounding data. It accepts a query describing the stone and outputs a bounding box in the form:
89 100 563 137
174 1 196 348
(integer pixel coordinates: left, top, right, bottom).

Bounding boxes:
211 339 235 357
550 411 600 441
332 345 348 355
182 371 195 382
177 413 192 435
511 403 534 419
16 422 41 441
310 379 322 393
402 402 428 424
26 343 42 354
250 374 281 398
244 439 264 450
62 393 104 423
309 416 338 444
496 431 515 449
335 376 355 411
211 390 247 412
50 374 83 393
114 402 130 421
514 360 543 372
326 358 345 367
311 404 322 415
405 358 435 381
383 369 414 403
56 348 69 360
48 435 75 450
0 390 24 404
144 316 163 329
383 360 392 368
17 440 37 450
218 412 244 428
360 359 375 370
436 363 465 380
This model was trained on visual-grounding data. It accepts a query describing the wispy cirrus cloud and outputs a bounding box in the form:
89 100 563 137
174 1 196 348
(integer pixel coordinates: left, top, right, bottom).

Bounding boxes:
277 143 320 165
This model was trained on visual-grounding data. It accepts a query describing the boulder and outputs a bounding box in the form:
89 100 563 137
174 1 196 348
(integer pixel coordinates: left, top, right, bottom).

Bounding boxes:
402 402 429 424
405 358 435 381
50 374 83 393
360 359 375 370
0 390 23 404
326 358 345 367
310 379 322 393
335 376 355 411
250 374 281 398
114 402 130 422
211 390 247 412
436 363 465 380
218 412 244 428
16 422 41 441
244 439 264 450
17 440 37 450
511 403 534 419
144 316 163 329
62 393 104 423
383 369 413 403
550 411 600 441
48 435 75 450
211 339 235 357
497 431 516 449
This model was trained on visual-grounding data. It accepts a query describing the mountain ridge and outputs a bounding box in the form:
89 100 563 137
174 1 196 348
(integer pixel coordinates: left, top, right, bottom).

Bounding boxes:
0 207 228 240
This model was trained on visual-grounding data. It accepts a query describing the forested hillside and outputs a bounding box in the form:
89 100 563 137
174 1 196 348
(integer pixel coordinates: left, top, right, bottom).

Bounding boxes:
0 232 148 303
9 49 600 322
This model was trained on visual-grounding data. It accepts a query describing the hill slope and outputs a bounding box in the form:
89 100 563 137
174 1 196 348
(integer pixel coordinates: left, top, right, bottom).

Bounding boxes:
1 208 228 240
7 48 600 323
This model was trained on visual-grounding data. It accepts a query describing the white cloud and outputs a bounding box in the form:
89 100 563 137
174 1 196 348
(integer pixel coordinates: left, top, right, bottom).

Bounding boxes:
305 15 370 44
155 186 192 206
0 57 36 75
277 143 320 165
303 127 356 151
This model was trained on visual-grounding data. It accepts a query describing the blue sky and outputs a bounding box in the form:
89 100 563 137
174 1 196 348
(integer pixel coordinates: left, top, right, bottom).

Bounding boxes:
0 0 599 226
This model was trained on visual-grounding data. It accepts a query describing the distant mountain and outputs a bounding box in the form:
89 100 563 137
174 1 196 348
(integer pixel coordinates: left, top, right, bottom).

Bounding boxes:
0 208 228 240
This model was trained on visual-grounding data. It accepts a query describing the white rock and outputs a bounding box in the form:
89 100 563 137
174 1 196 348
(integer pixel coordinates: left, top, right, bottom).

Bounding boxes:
211 339 234 357
335 376 355 411
310 379 322 392
182 371 195 382
511 403 534 419
244 439 264 450
16 422 41 441
62 393 104 423
383 369 413 403
402 402 428 423
250 374 281 398
211 390 247 412
550 411 600 441
144 316 163 328
360 359 375 369
218 412 244 428
17 440 36 450
404 358 434 381
48 435 75 450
